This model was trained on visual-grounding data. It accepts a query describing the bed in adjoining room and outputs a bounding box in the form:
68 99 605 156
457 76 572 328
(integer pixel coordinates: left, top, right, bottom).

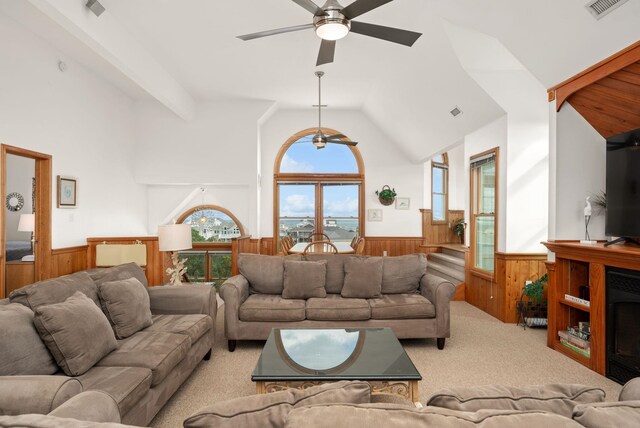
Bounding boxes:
6 240 32 261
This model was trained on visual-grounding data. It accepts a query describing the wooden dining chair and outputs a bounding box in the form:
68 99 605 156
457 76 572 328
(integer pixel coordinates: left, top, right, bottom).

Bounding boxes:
281 236 293 254
354 237 365 255
303 241 338 254
309 232 330 242
350 234 359 248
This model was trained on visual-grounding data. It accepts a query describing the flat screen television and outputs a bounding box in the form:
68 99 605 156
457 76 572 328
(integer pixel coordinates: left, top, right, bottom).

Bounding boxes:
605 127 640 245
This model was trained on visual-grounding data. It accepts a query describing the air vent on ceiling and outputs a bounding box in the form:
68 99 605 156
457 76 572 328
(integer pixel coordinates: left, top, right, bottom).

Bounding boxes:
585 0 629 19
450 106 463 118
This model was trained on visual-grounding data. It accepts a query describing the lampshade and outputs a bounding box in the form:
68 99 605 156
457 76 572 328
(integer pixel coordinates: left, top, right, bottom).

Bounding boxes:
18 213 35 232
158 224 192 252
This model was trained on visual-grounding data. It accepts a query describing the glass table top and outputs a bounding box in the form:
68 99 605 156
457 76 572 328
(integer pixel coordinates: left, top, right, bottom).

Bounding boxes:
252 328 421 381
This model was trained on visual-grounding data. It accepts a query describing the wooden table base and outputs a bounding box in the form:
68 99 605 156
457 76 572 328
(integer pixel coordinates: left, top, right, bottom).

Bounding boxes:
256 380 420 402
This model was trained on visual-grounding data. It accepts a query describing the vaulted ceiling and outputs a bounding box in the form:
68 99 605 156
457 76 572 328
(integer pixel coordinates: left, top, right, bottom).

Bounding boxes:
2 0 639 161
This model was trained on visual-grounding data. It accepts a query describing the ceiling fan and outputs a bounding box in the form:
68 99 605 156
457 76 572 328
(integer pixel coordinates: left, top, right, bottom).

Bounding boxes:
308 71 357 149
237 0 422 66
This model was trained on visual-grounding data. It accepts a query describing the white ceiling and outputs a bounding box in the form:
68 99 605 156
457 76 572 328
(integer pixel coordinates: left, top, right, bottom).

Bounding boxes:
2 0 639 162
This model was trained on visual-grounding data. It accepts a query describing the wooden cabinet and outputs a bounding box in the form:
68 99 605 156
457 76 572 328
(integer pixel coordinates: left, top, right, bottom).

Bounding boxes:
5 260 35 295
544 241 640 375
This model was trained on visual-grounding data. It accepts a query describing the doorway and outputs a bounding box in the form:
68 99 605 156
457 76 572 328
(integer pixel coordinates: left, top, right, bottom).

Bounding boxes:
1 145 52 299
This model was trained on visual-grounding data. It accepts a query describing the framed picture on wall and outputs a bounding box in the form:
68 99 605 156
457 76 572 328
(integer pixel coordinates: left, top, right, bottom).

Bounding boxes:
57 175 77 208
396 197 410 210
367 209 383 222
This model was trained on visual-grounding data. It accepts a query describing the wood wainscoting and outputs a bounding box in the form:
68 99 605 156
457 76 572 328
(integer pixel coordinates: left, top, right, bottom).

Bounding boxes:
465 252 547 323
51 246 88 278
87 237 165 287
363 237 432 257
420 209 465 245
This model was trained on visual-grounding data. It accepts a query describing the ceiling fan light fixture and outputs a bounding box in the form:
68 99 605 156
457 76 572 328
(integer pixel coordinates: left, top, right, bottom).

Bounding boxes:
312 131 327 149
315 20 350 40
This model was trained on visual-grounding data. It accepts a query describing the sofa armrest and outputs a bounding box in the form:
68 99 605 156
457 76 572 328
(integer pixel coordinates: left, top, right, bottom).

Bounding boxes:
419 274 455 338
0 375 82 415
619 377 640 401
220 275 250 340
148 284 217 319
49 391 121 423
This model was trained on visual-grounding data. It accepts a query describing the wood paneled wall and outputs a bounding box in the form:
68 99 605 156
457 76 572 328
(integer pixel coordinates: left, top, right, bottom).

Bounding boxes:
363 237 434 257
421 209 465 245
465 253 548 323
87 237 165 286
51 246 88 278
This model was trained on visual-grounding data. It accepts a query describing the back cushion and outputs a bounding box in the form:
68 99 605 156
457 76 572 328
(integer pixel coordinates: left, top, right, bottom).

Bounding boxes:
0 303 57 376
88 262 148 288
382 254 426 294
239 254 302 294
9 271 99 310
98 277 153 339
303 254 352 293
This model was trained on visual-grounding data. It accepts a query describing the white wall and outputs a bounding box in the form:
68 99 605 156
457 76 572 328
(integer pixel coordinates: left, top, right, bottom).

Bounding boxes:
260 109 424 238
5 155 34 241
552 104 606 240
134 100 275 234
0 13 147 248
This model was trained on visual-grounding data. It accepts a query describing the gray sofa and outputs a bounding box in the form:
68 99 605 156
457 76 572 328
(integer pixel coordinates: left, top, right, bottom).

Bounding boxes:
221 253 455 351
0 263 217 427
184 379 640 428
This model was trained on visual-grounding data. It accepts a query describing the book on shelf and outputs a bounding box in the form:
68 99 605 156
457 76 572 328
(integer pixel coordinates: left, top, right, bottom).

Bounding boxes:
564 294 590 307
559 338 591 357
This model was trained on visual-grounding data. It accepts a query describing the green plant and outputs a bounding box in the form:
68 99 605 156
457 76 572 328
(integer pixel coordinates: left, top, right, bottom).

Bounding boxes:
453 219 466 237
375 185 397 202
522 273 548 304
591 191 606 212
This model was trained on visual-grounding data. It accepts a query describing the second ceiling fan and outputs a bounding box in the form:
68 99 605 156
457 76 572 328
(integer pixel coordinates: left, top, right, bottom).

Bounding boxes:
237 0 422 66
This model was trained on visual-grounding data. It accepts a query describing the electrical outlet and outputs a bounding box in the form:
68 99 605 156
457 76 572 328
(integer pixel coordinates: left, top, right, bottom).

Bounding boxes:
383 250 388 257
525 280 532 285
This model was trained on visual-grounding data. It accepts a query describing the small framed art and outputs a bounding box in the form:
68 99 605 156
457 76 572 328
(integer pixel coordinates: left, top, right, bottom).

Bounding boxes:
367 209 383 222
57 175 77 208
396 197 410 210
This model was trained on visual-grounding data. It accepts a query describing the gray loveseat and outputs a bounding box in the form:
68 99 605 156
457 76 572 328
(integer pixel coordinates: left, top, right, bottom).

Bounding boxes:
221 253 455 352
0 263 217 427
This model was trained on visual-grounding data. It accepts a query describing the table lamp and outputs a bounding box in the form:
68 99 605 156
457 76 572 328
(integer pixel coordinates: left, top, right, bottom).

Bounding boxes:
158 223 192 286
18 213 35 256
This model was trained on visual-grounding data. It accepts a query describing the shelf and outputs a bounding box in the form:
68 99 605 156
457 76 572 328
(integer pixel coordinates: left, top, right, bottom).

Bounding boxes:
553 339 591 367
559 298 591 313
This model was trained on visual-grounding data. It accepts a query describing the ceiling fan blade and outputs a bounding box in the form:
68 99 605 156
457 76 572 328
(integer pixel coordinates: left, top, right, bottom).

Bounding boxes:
292 0 328 16
341 0 394 19
237 23 314 41
350 21 422 47
329 140 358 146
316 39 336 66
327 134 347 140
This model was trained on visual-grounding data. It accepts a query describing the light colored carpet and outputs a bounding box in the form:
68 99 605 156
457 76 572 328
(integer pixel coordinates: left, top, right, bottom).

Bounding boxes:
150 301 621 427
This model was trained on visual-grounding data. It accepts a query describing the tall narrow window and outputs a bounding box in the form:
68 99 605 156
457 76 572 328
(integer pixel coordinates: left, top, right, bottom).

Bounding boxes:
470 149 497 273
275 128 364 251
431 153 448 223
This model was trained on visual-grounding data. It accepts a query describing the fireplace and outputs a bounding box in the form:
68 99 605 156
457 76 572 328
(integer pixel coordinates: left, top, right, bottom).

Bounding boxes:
606 267 640 384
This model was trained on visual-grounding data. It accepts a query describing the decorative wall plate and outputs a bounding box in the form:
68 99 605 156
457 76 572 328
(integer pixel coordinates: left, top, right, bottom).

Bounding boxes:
6 192 24 212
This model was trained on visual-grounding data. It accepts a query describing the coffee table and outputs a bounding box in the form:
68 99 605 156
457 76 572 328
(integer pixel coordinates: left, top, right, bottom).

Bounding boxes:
252 328 422 402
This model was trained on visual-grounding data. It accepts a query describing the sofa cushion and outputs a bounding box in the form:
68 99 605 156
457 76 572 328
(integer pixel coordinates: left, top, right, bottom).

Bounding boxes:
285 404 583 427
96 331 190 386
239 254 302 295
283 260 327 299
183 381 371 428
426 384 606 418
88 262 148 288
572 400 640 428
239 295 305 322
146 314 212 343
369 294 435 320
303 254 352 293
10 271 99 310
382 254 426 294
77 366 152 416
341 257 383 299
306 294 370 321
33 292 117 376
98 277 153 339
0 303 57 376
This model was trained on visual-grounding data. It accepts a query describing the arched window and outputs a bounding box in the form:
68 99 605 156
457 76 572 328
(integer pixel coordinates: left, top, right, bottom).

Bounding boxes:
175 205 244 283
274 128 364 250
431 153 448 223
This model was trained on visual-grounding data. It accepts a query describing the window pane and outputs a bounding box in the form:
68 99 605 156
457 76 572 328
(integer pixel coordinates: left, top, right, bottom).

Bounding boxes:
323 184 359 242
433 195 446 222
180 251 206 282
432 154 444 164
279 184 316 244
280 135 358 173
432 167 444 193
478 161 495 214
182 209 241 242
210 252 232 281
475 216 495 271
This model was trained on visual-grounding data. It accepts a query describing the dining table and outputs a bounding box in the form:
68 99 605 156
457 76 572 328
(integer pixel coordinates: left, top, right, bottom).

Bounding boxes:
288 241 355 254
